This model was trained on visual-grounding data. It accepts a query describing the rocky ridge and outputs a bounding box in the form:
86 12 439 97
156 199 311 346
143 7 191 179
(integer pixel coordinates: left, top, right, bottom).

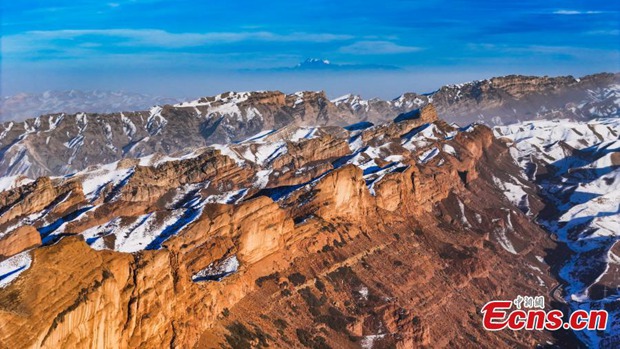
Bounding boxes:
0 105 561 348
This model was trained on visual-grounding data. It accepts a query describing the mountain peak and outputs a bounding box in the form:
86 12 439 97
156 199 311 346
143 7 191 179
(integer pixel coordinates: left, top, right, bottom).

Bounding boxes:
296 58 332 69
306 58 330 64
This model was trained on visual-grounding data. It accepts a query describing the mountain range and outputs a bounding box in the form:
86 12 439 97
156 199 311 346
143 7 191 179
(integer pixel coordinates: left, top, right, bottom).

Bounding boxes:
0 73 618 348
1 72 617 125
0 73 617 179
0 105 564 348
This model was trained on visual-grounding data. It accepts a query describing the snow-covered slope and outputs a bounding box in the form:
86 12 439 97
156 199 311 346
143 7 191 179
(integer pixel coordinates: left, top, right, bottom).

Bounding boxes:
495 118 620 347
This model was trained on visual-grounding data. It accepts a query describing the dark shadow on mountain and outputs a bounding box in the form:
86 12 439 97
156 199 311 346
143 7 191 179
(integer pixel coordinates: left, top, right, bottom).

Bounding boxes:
401 123 431 142
0 265 28 283
145 207 202 250
199 116 224 141
394 108 421 123
38 206 94 244
344 121 374 132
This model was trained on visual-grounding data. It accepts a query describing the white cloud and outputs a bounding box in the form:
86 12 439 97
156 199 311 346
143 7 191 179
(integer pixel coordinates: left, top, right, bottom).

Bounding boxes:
585 29 620 36
339 41 422 55
553 10 605 15
467 43 620 62
1 29 354 54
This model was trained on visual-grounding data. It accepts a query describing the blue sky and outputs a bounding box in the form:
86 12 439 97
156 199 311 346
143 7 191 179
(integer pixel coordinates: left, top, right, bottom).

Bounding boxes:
1 0 619 98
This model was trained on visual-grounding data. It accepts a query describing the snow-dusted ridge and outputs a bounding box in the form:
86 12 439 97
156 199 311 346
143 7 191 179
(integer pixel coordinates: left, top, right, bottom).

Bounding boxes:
1 73 618 180
173 91 252 108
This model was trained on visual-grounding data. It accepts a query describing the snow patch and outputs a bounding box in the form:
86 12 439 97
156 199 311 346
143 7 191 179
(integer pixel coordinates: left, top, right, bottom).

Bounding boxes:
442 144 457 156
0 250 32 288
361 334 386 349
0 176 33 193
418 148 439 164
192 255 239 282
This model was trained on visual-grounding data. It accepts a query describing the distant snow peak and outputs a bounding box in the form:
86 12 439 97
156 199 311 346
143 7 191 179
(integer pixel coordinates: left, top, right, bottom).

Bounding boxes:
298 58 331 67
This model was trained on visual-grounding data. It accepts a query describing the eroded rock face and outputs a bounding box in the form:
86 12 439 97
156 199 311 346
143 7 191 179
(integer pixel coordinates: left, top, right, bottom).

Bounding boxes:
0 225 40 259
0 105 559 348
